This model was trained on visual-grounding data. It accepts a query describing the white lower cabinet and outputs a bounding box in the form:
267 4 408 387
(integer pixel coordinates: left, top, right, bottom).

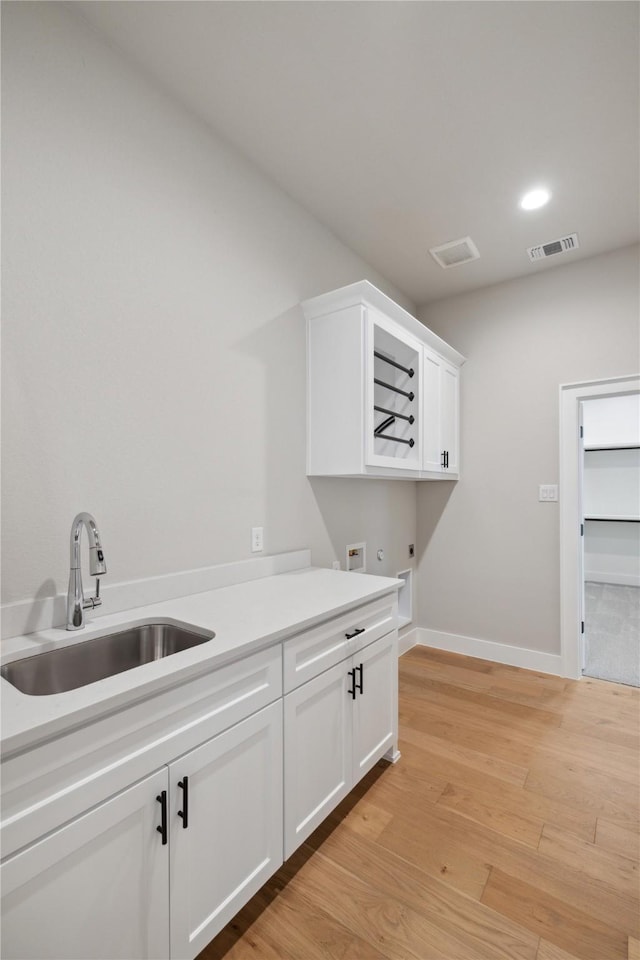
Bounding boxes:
1 593 398 960
284 659 353 858
1 704 283 960
1 769 169 960
284 630 398 858
352 630 397 780
169 701 283 960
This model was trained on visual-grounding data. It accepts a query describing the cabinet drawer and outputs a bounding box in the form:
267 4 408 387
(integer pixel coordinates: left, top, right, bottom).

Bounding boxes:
283 594 396 693
1 644 282 860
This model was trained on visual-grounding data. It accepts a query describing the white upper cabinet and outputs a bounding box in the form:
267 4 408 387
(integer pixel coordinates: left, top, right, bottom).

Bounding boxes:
438 357 460 475
303 281 465 480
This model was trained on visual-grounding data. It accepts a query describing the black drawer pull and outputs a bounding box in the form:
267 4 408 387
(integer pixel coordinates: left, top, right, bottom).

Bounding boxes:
156 791 167 845
347 668 357 699
345 627 365 640
356 663 364 695
178 776 189 829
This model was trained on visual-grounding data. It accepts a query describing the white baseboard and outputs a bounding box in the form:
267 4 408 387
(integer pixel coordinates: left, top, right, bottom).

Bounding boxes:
416 627 564 677
585 572 640 587
1 550 311 641
398 626 419 656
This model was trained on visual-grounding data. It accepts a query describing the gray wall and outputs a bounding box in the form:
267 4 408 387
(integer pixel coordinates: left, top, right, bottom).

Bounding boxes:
1 2 416 607
416 244 639 654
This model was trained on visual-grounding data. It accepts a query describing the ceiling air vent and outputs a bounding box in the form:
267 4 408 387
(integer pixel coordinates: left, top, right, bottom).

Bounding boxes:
429 236 480 269
528 233 579 262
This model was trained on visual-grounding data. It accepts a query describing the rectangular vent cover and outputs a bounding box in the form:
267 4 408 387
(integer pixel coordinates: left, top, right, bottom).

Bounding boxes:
528 233 579 262
429 236 480 269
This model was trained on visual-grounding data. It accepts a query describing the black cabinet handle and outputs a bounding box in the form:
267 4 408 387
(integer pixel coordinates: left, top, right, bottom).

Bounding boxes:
156 791 167 845
178 777 189 829
345 627 365 640
347 668 357 699
446 451 449 468
356 663 364 695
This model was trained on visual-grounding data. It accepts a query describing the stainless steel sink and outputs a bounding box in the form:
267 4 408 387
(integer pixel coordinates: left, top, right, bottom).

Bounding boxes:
0 622 215 696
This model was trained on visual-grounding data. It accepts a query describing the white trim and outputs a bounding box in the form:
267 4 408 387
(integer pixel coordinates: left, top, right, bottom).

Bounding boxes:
559 376 640 679
0 550 312 641
416 628 564 676
302 280 466 368
398 626 419 656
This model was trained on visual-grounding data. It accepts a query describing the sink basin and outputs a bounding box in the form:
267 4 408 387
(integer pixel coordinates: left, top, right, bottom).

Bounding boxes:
0 622 215 696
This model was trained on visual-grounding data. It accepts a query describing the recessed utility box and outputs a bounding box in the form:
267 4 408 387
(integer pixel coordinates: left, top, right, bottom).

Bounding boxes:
346 542 366 573
397 568 413 627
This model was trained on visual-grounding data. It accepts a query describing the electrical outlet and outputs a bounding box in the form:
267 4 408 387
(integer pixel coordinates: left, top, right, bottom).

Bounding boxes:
251 526 264 552
332 560 341 570
539 485 558 502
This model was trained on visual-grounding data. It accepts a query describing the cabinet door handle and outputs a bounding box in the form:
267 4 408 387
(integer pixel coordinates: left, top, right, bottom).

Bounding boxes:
156 791 168 845
446 450 449 468
178 776 189 829
345 627 365 640
347 668 357 699
356 663 364 695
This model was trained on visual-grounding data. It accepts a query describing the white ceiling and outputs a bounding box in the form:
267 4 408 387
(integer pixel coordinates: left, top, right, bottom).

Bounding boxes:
74 1 639 306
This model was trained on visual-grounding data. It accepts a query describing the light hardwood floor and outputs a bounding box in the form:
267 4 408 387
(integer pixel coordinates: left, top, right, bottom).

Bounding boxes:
198 646 640 960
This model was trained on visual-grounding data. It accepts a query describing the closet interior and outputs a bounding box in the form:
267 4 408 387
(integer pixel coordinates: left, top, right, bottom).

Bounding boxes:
582 393 640 685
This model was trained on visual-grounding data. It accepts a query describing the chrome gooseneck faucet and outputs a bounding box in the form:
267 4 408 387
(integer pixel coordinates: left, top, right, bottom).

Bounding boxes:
66 512 107 630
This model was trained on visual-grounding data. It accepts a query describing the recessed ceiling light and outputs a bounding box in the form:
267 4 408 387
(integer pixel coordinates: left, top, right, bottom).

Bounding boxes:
520 187 551 211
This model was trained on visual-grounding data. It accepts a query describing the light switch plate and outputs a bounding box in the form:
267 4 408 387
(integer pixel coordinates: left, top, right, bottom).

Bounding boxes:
539 484 558 502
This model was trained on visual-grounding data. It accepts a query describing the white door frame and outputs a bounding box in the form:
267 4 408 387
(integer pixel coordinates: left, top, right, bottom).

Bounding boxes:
559 374 640 678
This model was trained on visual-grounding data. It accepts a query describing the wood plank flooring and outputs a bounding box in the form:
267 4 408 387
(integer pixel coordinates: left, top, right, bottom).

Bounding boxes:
198 646 640 960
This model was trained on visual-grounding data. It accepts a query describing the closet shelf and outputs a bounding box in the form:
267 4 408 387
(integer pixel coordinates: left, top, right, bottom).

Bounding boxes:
584 515 640 523
584 444 640 451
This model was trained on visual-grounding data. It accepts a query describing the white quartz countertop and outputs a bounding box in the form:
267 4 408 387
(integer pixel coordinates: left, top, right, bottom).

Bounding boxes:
1 566 401 756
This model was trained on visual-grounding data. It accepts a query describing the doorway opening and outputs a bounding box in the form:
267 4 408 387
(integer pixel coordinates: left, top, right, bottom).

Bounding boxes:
559 375 640 680
581 395 640 685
